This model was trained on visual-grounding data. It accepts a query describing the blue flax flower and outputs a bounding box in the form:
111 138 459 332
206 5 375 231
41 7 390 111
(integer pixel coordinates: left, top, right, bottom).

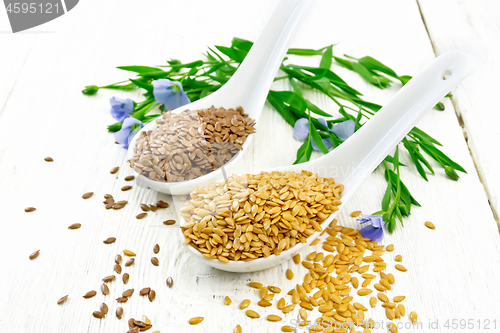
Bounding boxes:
114 117 144 149
153 79 190 111
110 97 133 122
357 214 385 242
293 118 355 151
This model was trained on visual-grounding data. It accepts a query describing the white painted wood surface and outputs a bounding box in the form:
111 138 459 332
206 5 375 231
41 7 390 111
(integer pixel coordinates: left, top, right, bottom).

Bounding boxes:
0 1 499 332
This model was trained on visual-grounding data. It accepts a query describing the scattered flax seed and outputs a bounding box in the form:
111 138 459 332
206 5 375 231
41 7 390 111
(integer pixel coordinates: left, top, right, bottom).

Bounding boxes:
224 296 232 305
121 185 132 191
114 264 122 274
267 314 282 322
148 289 156 302
257 300 272 307
116 307 123 319
83 290 97 298
140 204 150 212
150 204 158 211
142 316 151 325
157 200 169 208
29 250 40 260
163 220 176 225
310 238 321 246
122 289 134 297
140 288 151 296
151 257 159 266
103 275 115 282
57 295 68 305
116 297 128 303
357 288 372 296
101 283 109 295
189 317 204 325
166 277 173 288
395 264 407 272
286 269 294 280
122 273 129 284
369 297 377 308
100 303 108 315
386 244 394 252
234 325 242 333
123 249 136 256
25 207 36 213
410 311 418 323
388 322 398 333
293 254 300 264
82 192 94 199
153 244 160 254
268 286 281 293
386 307 396 320
395 254 403 262
103 237 116 244
124 175 135 181
68 223 81 229
281 325 295 332
277 298 285 310
425 221 436 229
136 213 148 219
351 210 361 217
44 157 53 162
248 282 263 289
115 255 122 264
245 310 260 319
397 304 406 316
110 166 119 174
125 258 135 267
92 311 104 319
239 299 251 309
393 296 405 302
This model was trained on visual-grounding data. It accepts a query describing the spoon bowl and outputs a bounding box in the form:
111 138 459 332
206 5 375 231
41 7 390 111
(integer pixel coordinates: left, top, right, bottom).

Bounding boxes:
177 51 476 272
127 0 313 195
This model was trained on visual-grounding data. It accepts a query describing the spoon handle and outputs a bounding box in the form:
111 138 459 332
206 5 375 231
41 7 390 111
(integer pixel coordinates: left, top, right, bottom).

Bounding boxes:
218 0 312 112
307 51 476 201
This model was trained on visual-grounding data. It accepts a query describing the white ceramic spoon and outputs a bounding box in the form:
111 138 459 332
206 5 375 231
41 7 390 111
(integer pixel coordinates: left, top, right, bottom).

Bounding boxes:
128 0 313 195
178 51 476 272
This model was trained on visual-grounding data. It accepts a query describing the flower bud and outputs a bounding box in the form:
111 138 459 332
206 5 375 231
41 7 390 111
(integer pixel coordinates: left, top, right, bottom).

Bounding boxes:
444 166 459 181
82 85 99 95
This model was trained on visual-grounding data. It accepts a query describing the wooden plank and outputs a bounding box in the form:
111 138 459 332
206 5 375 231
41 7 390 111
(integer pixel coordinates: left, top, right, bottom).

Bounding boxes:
0 0 499 332
417 0 500 224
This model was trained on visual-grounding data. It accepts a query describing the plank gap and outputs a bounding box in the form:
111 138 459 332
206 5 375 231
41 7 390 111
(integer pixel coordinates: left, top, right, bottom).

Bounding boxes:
417 0 500 229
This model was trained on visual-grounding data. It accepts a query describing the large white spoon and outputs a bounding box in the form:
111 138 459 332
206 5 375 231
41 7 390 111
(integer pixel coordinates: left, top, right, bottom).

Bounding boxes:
178 51 476 272
128 0 313 195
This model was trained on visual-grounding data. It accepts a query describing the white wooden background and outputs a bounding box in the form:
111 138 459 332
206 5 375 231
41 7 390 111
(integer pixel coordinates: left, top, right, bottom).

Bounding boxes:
1 1 500 332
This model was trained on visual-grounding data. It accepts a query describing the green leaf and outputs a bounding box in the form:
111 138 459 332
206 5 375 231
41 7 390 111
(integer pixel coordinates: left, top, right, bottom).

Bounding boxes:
129 78 153 92
289 78 303 96
287 48 324 56
398 75 412 85
403 138 428 181
319 45 333 69
267 91 299 126
294 137 313 164
384 155 406 167
358 56 398 78
107 122 122 133
333 56 353 70
231 37 253 52
215 45 247 62
117 66 164 74
410 127 442 146
381 180 392 211
305 100 331 117
167 59 181 66
309 121 329 154
419 142 466 173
